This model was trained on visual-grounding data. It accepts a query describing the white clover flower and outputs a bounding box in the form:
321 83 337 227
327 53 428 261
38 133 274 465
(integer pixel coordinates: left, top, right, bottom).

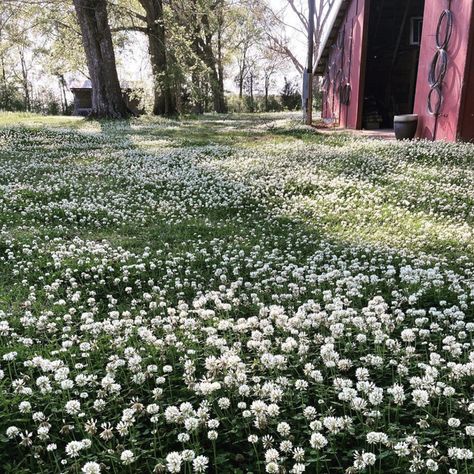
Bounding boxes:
65 399 81 415
32 411 46 422
93 399 106 412
207 419 219 429
184 417 199 432
248 435 258 443
19 401 31 413
65 440 83 458
387 384 406 405
81 461 101 474
401 329 416 343
277 422 291 437
448 418 461 428
265 462 279 473
217 397 230 409
3 352 17 361
448 447 473 460
280 440 293 453
366 432 389 445
267 404 280 417
37 425 50 440
443 386 456 397
310 433 328 449
165 406 181 423
368 387 384 406
166 451 182 472
426 459 439 472
412 389 430 407
192 455 208 473
178 432 190 443
362 452 376 466
293 447 305 461
120 450 135 465
265 448 280 462
6 426 20 439
303 406 317 420
290 463 306 473
181 450 195 462
294 379 308 390
61 379 74 390
147 403 160 415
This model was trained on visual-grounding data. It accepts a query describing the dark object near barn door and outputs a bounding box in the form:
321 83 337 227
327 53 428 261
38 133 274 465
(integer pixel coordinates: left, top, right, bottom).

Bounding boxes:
394 114 418 140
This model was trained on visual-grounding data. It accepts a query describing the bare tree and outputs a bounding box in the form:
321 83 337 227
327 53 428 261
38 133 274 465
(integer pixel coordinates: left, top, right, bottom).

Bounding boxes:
262 0 336 74
261 49 284 111
232 2 262 104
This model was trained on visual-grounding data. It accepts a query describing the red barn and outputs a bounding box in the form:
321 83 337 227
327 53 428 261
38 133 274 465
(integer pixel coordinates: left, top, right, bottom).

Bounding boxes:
315 0 474 141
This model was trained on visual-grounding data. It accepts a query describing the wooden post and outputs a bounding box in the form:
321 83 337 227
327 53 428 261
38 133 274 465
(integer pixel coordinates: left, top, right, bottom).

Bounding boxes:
304 0 315 125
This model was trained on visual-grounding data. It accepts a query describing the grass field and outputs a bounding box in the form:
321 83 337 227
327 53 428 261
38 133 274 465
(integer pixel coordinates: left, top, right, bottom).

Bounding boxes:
1 112 474 473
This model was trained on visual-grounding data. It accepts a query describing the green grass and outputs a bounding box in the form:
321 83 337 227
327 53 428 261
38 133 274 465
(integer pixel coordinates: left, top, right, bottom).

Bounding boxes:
1 112 474 473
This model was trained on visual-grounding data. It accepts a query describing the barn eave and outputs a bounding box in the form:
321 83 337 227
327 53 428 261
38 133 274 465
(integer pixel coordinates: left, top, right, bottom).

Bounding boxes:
315 0 351 75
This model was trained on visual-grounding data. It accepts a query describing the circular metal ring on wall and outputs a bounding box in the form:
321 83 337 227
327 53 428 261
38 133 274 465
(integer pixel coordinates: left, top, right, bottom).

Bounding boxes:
428 85 443 116
428 48 448 87
427 3 453 117
435 9 453 50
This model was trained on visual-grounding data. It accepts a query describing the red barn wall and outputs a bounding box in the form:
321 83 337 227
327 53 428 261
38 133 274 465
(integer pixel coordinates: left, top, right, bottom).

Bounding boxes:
322 0 370 129
414 0 474 141
457 7 474 141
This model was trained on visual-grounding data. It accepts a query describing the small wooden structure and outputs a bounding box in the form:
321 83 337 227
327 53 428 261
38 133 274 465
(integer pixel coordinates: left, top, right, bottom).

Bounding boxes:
316 0 474 141
69 80 143 116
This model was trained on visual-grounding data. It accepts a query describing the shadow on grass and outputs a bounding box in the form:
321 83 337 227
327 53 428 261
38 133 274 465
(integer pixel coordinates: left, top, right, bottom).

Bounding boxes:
1 113 474 266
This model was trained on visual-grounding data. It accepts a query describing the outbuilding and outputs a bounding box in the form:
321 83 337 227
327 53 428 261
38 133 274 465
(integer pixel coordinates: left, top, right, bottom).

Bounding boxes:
69 80 143 117
315 0 474 141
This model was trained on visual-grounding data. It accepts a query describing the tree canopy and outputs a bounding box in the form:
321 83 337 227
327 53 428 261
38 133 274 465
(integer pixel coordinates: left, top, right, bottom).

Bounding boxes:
0 0 324 117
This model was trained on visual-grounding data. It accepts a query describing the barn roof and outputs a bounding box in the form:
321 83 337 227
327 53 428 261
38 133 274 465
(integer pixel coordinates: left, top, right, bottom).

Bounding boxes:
314 0 351 75
69 79 92 90
69 79 137 90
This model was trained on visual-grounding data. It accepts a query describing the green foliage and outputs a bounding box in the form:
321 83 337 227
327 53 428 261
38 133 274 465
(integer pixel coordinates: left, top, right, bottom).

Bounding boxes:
227 93 284 113
0 113 474 473
280 77 301 111
0 83 25 111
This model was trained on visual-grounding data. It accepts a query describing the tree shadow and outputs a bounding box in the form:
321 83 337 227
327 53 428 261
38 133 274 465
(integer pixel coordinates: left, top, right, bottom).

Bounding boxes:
2 113 474 266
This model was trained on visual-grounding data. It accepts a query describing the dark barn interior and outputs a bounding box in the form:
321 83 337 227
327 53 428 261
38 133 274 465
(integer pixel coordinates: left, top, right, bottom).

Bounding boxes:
362 0 425 129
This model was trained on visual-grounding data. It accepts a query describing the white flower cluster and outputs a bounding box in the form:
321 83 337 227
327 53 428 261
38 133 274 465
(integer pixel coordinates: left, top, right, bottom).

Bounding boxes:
0 115 474 473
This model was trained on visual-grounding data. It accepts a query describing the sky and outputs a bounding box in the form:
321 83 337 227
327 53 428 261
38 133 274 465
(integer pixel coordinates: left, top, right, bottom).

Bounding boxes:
116 0 309 96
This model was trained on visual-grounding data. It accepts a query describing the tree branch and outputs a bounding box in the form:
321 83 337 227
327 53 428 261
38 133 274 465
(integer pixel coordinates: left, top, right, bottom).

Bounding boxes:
111 25 148 33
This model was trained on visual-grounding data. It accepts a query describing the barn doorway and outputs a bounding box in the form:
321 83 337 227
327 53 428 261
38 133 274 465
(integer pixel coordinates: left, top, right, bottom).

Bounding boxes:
362 0 425 129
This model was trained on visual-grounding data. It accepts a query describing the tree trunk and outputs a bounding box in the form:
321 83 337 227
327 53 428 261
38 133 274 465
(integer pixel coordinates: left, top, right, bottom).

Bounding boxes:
58 75 68 114
215 7 227 113
138 0 176 116
193 6 226 113
206 48 226 113
73 0 128 118
249 72 255 112
264 81 269 112
19 50 30 111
